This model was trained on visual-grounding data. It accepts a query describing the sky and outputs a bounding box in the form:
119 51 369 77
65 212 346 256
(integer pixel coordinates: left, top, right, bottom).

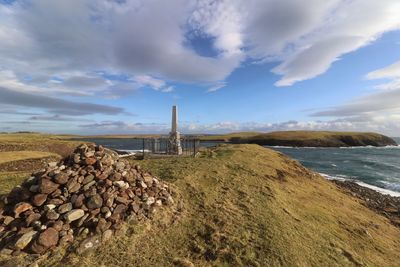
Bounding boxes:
1 0 400 136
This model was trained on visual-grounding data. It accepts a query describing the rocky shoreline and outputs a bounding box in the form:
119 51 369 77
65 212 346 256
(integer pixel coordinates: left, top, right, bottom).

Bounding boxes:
332 180 400 227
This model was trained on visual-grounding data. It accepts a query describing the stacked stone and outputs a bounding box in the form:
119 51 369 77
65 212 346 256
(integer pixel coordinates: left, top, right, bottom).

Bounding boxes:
0 144 173 255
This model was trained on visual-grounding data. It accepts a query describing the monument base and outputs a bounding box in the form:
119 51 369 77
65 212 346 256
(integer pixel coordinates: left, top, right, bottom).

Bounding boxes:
169 131 183 155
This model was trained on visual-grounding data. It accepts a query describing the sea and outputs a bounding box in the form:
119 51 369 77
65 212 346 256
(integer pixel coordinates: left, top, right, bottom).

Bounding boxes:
268 137 400 197
76 137 400 197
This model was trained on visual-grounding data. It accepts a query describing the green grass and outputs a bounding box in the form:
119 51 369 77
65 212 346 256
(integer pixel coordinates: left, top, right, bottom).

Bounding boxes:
3 144 400 266
0 171 31 195
198 131 396 147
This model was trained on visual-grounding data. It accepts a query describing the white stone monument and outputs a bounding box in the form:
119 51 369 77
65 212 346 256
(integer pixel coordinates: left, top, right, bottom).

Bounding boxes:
169 105 183 155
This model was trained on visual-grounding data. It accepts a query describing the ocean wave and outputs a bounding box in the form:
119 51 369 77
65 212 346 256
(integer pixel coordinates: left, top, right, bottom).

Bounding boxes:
319 172 400 197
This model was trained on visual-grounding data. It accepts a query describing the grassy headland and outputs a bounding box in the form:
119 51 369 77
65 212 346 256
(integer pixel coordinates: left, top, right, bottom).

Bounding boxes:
200 131 397 147
1 141 400 266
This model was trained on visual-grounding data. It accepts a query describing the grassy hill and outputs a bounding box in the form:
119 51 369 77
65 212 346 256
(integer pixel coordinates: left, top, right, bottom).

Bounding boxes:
200 131 397 147
2 143 400 266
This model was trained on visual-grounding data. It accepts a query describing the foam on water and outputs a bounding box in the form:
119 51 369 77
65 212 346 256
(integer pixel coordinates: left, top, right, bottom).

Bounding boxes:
270 143 400 196
319 173 400 197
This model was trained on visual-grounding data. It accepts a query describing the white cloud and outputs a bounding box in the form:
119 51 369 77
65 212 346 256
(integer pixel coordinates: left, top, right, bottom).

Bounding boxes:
161 86 174 93
74 117 400 136
366 60 400 91
133 75 166 90
207 82 226 93
1 0 399 94
270 0 400 86
367 61 400 80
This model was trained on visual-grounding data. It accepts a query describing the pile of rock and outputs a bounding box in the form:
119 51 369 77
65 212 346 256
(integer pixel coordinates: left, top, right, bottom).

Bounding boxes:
0 144 173 255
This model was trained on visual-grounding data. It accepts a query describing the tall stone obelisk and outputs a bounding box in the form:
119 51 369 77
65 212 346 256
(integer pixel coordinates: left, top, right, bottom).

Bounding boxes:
169 105 182 155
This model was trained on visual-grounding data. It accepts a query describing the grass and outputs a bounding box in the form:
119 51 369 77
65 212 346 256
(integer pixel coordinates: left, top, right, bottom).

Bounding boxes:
0 133 87 157
0 171 31 195
0 151 58 164
0 133 83 195
2 144 400 266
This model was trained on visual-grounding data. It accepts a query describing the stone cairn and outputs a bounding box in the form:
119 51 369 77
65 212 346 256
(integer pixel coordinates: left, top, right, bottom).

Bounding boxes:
0 144 173 255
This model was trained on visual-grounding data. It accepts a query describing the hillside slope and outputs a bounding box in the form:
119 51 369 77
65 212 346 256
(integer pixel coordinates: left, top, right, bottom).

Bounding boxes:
4 144 399 266
228 131 397 147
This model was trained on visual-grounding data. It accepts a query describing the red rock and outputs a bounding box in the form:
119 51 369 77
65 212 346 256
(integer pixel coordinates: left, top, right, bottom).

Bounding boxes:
53 173 69 185
14 202 33 217
105 179 113 187
32 194 47 206
97 173 107 180
85 157 97 165
73 194 85 208
39 178 59 194
37 227 59 248
52 220 64 232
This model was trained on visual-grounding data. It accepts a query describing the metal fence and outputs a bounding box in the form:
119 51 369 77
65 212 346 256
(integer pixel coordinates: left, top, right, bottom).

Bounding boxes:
140 137 200 158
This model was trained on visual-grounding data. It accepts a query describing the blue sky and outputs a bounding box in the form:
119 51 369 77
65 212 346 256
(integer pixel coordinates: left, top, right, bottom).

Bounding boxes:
1 0 400 135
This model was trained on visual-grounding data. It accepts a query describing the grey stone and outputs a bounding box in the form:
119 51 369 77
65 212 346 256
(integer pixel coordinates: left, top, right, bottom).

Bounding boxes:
58 203 72 214
65 209 85 223
14 230 37 250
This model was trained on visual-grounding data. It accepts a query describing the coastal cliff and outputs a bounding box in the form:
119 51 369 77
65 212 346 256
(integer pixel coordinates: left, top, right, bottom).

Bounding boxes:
227 131 398 147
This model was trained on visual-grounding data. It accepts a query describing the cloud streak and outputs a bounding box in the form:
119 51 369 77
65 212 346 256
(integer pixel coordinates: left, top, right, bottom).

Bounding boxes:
0 86 125 115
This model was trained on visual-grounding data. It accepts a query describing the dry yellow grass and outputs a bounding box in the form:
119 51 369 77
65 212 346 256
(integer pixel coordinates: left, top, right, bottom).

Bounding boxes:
2 144 399 266
0 151 58 164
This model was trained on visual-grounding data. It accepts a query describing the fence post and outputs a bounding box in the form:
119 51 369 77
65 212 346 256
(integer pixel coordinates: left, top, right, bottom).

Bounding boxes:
142 138 145 159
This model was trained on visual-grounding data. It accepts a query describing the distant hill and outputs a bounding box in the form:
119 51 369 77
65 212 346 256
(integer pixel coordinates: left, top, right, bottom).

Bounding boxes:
201 131 397 147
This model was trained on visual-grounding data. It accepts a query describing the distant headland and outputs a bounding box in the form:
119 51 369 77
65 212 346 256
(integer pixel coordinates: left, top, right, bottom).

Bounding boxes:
198 131 398 147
